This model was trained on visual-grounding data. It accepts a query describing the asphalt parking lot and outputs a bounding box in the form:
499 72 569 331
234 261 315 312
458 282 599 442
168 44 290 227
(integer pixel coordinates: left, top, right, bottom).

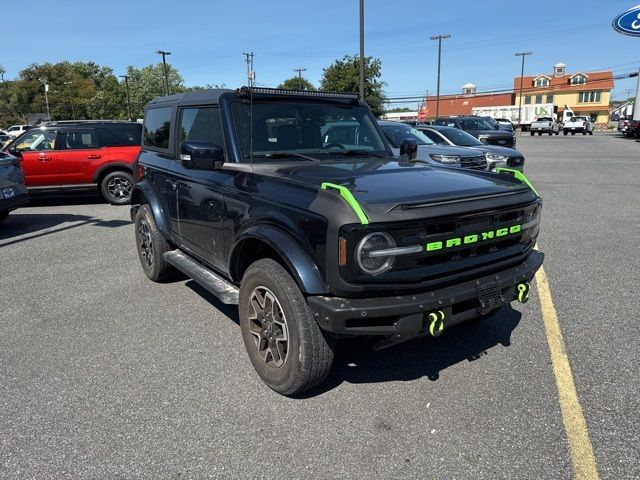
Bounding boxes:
1 133 638 479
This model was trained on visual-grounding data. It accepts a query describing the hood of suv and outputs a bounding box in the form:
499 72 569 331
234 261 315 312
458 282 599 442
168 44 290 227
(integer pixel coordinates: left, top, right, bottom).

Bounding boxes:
466 129 513 139
257 158 535 222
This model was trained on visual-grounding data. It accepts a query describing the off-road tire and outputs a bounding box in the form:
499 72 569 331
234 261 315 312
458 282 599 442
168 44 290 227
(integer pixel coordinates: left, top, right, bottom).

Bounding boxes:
134 205 176 282
239 258 334 396
101 171 134 205
530 131 534 136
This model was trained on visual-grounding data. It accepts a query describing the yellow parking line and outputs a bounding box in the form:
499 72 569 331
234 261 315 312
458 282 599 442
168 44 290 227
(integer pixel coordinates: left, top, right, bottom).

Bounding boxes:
535 265 600 480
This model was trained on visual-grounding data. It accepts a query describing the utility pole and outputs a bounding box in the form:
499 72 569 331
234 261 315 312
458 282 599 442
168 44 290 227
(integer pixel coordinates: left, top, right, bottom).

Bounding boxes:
293 68 306 90
624 88 633 101
63 81 75 119
634 69 640 122
119 75 132 121
39 78 51 120
430 34 451 118
243 52 255 87
359 0 365 99
515 51 533 130
156 50 171 95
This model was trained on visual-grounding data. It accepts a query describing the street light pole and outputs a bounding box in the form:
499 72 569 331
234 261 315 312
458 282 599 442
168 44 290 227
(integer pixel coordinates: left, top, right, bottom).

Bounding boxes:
156 50 171 95
359 0 365 99
63 81 75 119
430 34 451 119
119 75 132 121
293 68 306 90
515 51 533 130
39 78 51 120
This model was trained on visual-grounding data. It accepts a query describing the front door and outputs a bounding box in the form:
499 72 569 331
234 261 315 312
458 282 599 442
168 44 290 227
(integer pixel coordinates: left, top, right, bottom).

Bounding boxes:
55 129 102 185
13 129 59 187
172 105 229 272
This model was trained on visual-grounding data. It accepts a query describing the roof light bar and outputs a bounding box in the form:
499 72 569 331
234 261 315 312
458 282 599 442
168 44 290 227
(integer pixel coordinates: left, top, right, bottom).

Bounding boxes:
237 86 359 100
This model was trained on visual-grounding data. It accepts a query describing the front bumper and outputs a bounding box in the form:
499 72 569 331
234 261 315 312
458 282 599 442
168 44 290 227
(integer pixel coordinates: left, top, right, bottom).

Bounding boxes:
308 251 543 339
0 192 29 212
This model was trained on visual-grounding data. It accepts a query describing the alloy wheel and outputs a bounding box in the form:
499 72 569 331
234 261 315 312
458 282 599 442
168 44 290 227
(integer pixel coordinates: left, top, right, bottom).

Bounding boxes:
247 287 289 368
107 176 132 200
138 220 154 267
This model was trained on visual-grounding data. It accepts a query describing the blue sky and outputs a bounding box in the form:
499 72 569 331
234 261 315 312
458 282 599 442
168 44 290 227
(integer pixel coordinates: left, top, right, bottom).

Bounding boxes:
3 0 638 107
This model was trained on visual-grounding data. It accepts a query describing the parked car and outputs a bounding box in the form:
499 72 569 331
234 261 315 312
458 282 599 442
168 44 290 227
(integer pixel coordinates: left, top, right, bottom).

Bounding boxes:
433 116 516 148
416 125 524 171
563 116 594 135
3 120 142 204
378 120 487 170
0 150 29 222
132 87 544 395
530 117 560 136
5 125 31 137
626 120 640 138
494 118 514 132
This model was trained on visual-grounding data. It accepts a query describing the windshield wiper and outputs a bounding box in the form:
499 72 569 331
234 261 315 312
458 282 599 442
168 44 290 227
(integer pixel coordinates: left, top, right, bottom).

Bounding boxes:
245 152 320 162
325 149 386 159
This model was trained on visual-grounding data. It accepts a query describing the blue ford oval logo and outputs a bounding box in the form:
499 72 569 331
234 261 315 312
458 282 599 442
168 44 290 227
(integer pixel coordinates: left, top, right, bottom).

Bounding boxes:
612 4 640 36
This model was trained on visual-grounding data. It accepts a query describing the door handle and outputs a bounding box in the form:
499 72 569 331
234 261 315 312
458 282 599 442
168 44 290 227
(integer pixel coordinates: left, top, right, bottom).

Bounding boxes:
87 154 102 159
38 156 52 162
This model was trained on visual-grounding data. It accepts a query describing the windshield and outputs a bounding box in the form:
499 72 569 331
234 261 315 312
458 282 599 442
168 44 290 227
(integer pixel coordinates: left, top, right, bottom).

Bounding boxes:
230 101 388 161
380 123 434 147
437 127 483 147
459 117 495 130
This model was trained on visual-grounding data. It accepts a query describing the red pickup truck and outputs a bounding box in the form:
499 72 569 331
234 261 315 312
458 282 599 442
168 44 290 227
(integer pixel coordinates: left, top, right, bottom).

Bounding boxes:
3 121 141 204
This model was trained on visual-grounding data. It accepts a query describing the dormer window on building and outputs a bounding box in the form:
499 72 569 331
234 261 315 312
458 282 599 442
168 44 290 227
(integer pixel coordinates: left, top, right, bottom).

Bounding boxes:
570 74 587 85
533 75 550 88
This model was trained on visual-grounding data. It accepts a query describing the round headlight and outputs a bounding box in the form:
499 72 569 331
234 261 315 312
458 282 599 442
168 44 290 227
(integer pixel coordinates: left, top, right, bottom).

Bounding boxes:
356 232 396 276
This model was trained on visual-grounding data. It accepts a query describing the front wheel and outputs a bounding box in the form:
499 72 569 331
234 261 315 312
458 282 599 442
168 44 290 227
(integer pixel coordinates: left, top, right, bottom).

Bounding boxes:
563 130 568 135
239 259 334 396
589 130 594 135
101 171 133 205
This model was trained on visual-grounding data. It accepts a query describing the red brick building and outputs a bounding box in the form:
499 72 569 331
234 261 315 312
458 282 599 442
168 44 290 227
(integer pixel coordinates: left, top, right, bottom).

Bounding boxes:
420 84 514 119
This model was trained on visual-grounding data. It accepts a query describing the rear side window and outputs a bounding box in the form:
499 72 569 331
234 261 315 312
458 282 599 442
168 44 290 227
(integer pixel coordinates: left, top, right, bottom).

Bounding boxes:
98 125 142 147
58 130 99 149
143 107 172 149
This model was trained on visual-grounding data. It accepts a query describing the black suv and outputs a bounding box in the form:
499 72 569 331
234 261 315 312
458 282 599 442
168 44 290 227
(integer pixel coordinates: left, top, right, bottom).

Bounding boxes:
132 88 543 395
434 116 516 148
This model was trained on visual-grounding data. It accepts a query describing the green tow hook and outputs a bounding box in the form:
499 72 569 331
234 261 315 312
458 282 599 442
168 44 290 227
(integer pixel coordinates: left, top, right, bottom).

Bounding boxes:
516 282 531 304
428 310 445 337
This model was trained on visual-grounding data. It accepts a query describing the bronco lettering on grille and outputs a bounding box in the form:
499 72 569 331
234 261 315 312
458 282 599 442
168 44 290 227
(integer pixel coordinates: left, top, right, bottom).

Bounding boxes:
425 224 521 252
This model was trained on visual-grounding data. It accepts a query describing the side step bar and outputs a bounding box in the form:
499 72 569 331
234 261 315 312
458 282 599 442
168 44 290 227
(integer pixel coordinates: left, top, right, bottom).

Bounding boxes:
163 250 239 304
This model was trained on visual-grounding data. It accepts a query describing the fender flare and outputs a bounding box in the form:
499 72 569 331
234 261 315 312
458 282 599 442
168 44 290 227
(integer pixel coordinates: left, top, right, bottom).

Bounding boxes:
93 161 133 183
130 180 171 239
231 225 328 295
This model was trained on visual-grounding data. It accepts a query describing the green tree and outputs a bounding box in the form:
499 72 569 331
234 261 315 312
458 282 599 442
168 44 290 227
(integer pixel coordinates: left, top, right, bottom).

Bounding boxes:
386 107 413 113
320 55 386 117
277 76 315 91
125 63 186 119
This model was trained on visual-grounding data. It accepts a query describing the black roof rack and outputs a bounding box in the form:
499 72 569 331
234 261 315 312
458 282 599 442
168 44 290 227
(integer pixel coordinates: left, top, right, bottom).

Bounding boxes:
42 120 137 126
236 86 360 100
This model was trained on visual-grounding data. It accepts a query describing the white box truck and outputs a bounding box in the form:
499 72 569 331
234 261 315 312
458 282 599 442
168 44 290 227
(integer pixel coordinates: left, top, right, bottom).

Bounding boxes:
472 104 559 130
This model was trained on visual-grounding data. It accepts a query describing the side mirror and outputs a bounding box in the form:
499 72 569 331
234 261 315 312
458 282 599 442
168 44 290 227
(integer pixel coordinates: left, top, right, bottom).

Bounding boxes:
399 138 418 161
180 141 224 170
7 146 20 157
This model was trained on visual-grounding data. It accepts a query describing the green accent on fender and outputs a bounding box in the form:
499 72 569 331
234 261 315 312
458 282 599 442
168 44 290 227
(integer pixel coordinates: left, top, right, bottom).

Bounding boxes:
321 182 370 225
495 167 539 197
517 282 530 303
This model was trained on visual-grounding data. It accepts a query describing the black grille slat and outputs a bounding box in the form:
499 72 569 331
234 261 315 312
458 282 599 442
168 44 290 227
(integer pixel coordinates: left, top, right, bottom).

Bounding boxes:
460 156 487 170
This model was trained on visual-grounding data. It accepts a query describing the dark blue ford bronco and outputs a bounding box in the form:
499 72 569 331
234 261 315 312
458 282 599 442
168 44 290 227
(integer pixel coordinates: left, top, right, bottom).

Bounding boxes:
131 87 543 395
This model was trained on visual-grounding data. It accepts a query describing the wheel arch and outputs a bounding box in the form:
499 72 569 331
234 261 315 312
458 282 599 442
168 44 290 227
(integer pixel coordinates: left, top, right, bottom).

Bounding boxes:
94 162 133 185
130 180 172 239
229 226 328 295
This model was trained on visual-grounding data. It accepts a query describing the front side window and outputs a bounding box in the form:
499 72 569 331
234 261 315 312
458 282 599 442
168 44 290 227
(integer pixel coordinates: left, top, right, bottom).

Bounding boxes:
13 129 57 151
178 107 224 148
230 101 387 161
58 130 99 150
143 107 172 149
420 129 446 144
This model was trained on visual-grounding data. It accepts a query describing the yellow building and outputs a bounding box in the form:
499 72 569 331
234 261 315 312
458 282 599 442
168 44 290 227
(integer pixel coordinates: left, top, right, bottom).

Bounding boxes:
513 63 613 125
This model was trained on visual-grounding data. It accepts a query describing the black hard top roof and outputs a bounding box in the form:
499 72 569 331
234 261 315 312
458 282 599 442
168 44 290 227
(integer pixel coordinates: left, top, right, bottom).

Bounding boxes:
147 89 233 107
